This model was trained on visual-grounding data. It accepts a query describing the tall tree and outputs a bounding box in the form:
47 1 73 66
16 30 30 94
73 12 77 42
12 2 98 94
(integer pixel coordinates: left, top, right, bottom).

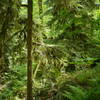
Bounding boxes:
27 0 33 100
0 0 18 72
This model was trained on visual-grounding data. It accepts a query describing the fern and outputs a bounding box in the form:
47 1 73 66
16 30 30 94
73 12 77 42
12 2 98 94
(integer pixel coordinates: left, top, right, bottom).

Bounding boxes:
63 85 86 100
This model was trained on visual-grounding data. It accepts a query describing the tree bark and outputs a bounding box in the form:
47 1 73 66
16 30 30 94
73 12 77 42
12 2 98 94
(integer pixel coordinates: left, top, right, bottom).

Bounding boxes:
27 0 33 100
0 5 11 73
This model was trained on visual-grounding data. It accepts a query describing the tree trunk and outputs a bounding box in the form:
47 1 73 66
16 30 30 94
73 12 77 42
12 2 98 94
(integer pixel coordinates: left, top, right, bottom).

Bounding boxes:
27 0 33 100
0 41 5 73
0 6 10 73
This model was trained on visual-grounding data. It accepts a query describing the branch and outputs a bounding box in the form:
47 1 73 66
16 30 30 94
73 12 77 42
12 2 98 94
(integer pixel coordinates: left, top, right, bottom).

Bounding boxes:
4 25 26 44
33 41 64 48
21 4 28 7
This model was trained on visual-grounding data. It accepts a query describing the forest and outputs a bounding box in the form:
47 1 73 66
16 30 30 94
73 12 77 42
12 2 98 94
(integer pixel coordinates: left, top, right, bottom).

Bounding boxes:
0 0 100 100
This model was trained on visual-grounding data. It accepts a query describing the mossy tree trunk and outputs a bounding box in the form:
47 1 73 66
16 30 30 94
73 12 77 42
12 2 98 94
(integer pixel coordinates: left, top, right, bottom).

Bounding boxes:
0 6 11 73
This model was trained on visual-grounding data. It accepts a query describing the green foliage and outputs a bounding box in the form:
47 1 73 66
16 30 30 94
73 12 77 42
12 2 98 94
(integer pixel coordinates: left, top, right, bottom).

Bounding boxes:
0 65 26 100
0 0 100 100
63 86 86 100
63 84 100 100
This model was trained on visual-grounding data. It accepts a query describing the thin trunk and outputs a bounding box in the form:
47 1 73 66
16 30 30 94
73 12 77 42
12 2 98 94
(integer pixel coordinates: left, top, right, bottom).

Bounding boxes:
27 0 33 100
0 41 4 73
0 4 11 73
